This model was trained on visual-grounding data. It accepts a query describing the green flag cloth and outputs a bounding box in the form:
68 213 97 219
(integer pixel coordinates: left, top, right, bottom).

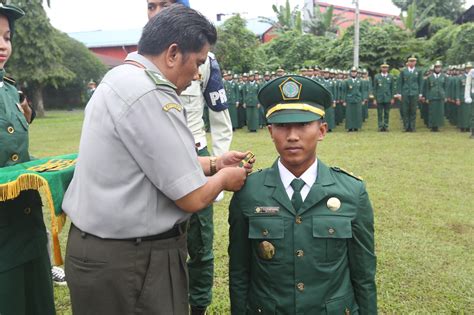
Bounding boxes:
0 153 77 265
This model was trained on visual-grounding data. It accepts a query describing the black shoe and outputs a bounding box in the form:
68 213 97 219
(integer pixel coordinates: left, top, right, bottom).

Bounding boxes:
354 128 358 132
190 306 207 315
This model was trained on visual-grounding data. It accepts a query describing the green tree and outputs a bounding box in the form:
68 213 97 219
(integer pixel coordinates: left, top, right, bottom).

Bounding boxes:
53 30 107 106
259 0 302 34
446 23 474 64
304 4 343 38
262 31 329 70
392 0 465 21
9 0 74 117
399 2 434 34
214 15 260 73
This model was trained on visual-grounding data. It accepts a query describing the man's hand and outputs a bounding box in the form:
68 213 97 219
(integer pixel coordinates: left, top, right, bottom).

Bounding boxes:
466 97 472 104
373 100 377 106
219 167 248 192
390 99 395 105
217 151 255 174
19 97 32 123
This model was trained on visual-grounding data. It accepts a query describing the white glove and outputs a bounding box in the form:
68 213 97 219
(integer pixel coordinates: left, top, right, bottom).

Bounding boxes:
466 98 473 104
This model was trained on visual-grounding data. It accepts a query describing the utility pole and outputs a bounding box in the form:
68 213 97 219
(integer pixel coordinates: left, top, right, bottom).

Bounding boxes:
353 0 360 68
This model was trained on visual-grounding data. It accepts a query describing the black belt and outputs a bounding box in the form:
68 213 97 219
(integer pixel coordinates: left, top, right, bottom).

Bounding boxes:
130 221 188 243
76 221 188 244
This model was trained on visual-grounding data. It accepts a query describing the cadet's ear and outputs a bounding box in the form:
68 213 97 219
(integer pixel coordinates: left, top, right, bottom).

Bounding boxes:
317 120 328 141
165 43 180 68
267 124 274 141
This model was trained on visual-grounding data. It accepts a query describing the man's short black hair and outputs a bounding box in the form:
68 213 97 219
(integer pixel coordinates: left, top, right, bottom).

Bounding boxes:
138 4 217 56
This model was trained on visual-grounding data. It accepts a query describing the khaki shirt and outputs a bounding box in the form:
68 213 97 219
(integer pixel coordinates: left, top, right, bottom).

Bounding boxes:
179 53 232 156
63 53 207 239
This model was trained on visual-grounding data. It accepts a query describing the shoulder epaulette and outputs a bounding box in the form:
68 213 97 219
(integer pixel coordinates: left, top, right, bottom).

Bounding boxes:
145 69 177 90
248 168 263 176
4 76 16 85
331 166 363 181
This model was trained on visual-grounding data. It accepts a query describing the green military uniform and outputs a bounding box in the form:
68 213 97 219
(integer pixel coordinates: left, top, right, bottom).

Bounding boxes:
0 5 56 315
229 75 377 314
343 69 364 131
424 62 447 130
373 64 395 131
237 74 247 128
243 75 260 132
224 74 239 130
361 71 371 122
320 71 336 131
458 65 472 131
398 56 423 131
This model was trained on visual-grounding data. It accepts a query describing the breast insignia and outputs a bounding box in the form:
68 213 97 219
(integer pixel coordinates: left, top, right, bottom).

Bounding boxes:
331 167 363 181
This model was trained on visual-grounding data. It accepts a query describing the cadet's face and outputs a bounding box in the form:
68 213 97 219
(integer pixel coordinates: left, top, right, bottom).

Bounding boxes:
173 44 209 94
0 16 12 69
147 0 174 19
408 60 416 68
268 120 327 176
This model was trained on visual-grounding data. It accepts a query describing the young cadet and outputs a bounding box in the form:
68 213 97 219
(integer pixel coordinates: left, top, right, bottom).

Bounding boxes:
424 61 447 132
373 63 395 131
343 67 364 131
0 4 56 315
397 55 424 132
229 75 377 314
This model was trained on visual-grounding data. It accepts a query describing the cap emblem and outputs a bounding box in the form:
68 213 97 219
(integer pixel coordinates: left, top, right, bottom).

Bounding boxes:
279 77 302 100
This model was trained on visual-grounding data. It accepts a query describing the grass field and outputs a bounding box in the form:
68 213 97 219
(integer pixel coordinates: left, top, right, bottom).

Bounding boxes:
29 109 473 314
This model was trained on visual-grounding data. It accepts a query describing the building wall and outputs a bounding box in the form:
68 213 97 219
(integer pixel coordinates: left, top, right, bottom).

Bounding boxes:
91 45 138 60
317 1 402 30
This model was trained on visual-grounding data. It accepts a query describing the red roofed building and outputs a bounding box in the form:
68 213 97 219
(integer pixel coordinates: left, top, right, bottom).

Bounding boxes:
315 1 402 30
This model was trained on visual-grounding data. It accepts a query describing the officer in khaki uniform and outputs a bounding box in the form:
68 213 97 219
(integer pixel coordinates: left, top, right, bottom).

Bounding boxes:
229 75 377 314
0 4 56 315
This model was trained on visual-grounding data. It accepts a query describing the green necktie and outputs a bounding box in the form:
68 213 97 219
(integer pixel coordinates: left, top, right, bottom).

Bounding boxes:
290 178 305 212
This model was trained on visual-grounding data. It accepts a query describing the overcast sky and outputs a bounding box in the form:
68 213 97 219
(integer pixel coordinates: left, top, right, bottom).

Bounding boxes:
44 0 474 33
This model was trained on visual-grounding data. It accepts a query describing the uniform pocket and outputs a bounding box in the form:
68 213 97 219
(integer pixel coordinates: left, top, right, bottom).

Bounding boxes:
248 216 284 263
325 292 359 315
313 216 352 262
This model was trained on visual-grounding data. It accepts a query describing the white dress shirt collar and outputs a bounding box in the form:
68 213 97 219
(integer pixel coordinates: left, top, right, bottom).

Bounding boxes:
278 158 318 202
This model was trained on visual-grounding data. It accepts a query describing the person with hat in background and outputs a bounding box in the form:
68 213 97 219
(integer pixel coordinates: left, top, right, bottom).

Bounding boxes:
238 73 248 129
464 62 474 138
258 71 272 128
343 67 364 131
0 3 56 315
458 62 473 133
224 72 240 131
397 55 424 132
243 71 260 132
229 75 377 314
373 62 395 131
276 66 285 77
320 68 336 131
424 61 447 132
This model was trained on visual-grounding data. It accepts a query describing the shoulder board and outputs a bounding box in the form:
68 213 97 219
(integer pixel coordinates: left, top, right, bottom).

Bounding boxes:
4 76 16 85
331 166 363 181
248 168 263 176
145 70 177 90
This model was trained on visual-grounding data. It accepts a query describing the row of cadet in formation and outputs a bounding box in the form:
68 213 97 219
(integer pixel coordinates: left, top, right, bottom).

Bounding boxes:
222 59 474 134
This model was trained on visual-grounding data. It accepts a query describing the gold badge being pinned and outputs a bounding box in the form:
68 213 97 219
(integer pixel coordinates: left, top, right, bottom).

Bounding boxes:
258 241 275 260
327 197 341 212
